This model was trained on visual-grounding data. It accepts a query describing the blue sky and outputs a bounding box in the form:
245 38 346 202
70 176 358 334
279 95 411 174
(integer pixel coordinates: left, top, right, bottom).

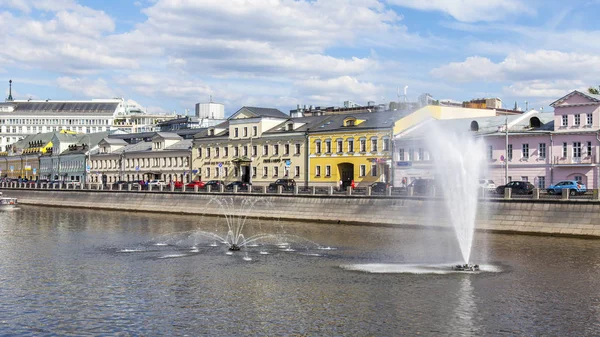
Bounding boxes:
2 0 600 116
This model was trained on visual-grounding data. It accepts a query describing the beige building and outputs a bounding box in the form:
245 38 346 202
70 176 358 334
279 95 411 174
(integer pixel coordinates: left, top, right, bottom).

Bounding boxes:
90 132 192 184
192 107 326 186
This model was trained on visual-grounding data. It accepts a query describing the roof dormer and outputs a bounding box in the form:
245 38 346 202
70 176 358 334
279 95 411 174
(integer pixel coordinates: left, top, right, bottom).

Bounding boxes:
470 121 479 132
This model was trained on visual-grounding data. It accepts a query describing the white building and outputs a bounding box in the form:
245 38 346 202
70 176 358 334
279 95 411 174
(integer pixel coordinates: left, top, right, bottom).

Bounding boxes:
1 80 176 151
195 102 225 119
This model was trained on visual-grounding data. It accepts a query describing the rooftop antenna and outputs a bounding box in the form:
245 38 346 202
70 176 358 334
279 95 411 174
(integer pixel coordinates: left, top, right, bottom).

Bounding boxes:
403 85 408 103
7 79 13 101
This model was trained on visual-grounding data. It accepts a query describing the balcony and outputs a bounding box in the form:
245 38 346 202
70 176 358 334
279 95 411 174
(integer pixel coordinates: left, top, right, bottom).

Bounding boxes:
553 155 597 165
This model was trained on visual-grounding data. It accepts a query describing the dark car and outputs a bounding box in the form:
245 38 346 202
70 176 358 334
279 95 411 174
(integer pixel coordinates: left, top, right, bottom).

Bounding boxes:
226 181 252 191
495 181 535 195
370 182 391 193
204 180 225 190
268 178 296 191
408 178 436 194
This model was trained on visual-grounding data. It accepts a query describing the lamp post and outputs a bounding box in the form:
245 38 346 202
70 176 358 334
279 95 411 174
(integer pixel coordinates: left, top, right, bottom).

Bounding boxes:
504 114 509 185
82 134 91 184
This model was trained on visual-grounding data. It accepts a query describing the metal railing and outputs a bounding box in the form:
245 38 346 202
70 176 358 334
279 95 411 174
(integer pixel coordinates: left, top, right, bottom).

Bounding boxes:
1 181 599 201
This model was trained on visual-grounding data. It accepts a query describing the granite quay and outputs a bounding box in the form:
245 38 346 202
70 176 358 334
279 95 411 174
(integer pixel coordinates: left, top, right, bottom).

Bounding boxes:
3 184 600 238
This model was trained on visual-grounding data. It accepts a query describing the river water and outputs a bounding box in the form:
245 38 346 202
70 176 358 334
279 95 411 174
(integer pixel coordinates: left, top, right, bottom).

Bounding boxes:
1 205 599 336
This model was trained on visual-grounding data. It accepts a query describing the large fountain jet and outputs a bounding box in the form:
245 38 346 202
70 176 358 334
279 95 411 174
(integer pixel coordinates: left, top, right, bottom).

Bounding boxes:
426 122 486 265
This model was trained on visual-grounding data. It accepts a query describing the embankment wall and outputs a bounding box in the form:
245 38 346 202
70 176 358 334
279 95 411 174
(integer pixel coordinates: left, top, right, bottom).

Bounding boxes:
3 189 600 238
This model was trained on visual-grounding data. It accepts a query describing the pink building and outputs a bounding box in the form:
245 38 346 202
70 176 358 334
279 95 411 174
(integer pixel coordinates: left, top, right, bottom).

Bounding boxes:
394 90 600 189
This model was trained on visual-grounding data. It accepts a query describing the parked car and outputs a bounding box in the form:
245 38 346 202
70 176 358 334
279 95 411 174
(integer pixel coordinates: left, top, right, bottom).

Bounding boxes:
226 181 252 191
113 180 130 186
408 179 436 194
495 181 535 195
131 180 146 188
479 179 496 191
268 178 296 191
147 180 166 187
370 182 391 193
63 180 81 186
546 180 587 196
186 181 206 189
172 181 184 189
204 180 225 189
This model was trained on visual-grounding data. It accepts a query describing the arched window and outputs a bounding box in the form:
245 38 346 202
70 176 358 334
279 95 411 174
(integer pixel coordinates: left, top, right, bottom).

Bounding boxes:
529 117 541 128
470 121 479 132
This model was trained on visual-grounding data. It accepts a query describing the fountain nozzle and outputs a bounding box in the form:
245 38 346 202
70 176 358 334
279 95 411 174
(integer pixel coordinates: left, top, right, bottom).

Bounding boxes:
229 244 241 251
452 264 479 272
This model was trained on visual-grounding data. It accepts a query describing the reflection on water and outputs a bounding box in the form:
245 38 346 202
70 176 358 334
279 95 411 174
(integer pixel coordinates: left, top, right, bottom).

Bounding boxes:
1 205 600 335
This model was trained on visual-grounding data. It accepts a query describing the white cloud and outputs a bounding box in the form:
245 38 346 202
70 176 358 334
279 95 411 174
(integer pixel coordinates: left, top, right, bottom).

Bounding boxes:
296 76 382 104
503 80 588 99
56 77 116 98
387 0 533 22
431 50 600 83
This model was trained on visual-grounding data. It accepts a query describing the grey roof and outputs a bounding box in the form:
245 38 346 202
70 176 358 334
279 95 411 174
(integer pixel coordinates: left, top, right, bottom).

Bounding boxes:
397 112 555 140
14 131 57 149
5 101 119 116
101 137 128 145
165 139 192 150
262 115 331 135
306 110 403 134
113 141 153 154
193 121 230 139
153 132 182 140
231 106 288 119
77 131 111 146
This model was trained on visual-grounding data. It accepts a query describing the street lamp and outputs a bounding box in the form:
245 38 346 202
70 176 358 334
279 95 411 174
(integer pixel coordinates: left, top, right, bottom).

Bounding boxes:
81 134 91 184
504 114 509 185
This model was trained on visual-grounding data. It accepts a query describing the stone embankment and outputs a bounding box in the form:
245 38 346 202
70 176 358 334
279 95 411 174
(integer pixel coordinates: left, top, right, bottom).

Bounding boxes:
3 188 600 238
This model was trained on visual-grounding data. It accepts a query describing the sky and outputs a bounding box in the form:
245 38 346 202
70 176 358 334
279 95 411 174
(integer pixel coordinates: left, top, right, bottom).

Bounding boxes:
1 0 600 116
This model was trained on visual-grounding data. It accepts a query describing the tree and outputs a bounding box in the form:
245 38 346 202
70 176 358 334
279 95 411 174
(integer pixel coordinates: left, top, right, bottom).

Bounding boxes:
588 87 599 95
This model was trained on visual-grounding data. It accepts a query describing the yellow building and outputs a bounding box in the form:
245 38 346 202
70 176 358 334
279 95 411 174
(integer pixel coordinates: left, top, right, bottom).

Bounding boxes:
308 112 394 188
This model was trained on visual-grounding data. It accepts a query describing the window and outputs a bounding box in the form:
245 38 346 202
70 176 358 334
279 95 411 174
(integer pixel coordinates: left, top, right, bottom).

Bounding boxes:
252 145 257 156
263 145 269 156
252 167 257 177
508 176 512 182
337 139 343 153
243 146 248 157
234 146 239 157
224 167 229 177
346 119 355 126
537 176 545 189
521 176 528 182
539 143 546 159
284 144 290 155
263 167 268 177
252 126 257 136
325 140 331 153
399 148 404 161
316 141 322 154
325 165 331 177
206 147 211 158
409 148 414 161
573 142 582 158
294 166 300 177
234 128 239 137
383 138 390 151
224 147 229 157
562 115 568 127
371 138 378 152
234 167 239 177
522 144 529 159
274 144 279 155
588 141 592 157
274 167 279 177
563 143 567 157
206 167 211 178
215 147 220 157
287 123 293 131
360 139 366 152
295 143 301 155
348 139 354 153
359 165 366 177
574 176 583 183
575 114 581 126
315 165 321 177
418 148 424 161
488 145 493 160
243 127 248 137
587 113 593 126
198 147 203 158
371 164 377 176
